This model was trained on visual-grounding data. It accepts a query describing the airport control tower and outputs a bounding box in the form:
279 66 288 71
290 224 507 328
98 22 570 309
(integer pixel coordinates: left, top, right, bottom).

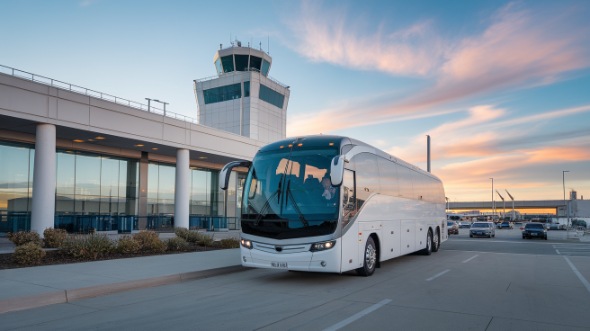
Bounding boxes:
194 42 290 144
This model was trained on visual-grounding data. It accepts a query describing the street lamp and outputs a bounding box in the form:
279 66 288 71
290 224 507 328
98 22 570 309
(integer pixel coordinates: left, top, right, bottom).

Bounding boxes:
153 99 169 116
490 178 494 219
563 170 569 227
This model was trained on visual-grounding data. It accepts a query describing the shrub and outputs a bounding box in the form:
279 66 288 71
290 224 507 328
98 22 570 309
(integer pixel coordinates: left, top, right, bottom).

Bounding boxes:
219 238 240 249
7 231 42 246
133 231 166 253
13 242 46 265
61 234 114 260
43 228 67 248
174 227 191 240
166 237 189 251
194 232 213 246
116 235 141 254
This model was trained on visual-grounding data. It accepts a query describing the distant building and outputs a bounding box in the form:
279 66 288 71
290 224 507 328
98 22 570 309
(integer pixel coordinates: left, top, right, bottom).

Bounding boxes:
194 42 290 145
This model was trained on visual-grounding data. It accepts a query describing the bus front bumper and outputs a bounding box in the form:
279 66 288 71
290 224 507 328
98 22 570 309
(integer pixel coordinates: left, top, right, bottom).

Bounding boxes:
240 241 342 273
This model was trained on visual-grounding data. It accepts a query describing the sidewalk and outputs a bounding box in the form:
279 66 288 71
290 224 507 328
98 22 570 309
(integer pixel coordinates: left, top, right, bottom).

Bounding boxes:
0 231 244 314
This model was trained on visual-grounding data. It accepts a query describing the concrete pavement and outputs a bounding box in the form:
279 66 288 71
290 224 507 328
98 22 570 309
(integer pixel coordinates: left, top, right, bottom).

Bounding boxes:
0 231 245 314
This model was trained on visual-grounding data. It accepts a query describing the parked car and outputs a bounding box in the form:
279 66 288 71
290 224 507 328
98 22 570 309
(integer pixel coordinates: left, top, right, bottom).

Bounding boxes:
447 221 459 235
548 223 565 230
459 221 471 229
470 222 495 238
522 223 547 240
498 221 513 229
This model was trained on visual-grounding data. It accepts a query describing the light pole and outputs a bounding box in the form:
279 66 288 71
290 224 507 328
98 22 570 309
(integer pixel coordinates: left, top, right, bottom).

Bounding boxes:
145 98 152 112
153 99 169 116
490 178 494 220
563 170 569 227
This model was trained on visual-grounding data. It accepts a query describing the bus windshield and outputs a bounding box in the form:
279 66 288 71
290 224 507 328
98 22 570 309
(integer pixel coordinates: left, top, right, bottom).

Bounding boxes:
241 148 339 239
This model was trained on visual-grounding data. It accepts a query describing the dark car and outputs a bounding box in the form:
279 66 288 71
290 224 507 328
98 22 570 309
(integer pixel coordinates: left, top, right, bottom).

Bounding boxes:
522 223 547 240
447 221 459 235
499 221 513 229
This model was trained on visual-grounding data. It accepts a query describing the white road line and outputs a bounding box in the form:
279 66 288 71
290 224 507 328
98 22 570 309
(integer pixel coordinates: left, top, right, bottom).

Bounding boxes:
563 256 590 295
323 299 392 331
462 254 479 263
426 269 450 281
556 249 561 255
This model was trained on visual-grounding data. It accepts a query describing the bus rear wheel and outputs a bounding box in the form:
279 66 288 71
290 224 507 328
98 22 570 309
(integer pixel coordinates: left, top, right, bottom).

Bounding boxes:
431 229 440 252
421 230 433 255
357 237 377 276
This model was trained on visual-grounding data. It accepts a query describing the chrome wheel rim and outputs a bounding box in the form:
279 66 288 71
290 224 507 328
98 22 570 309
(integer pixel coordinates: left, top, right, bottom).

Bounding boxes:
365 243 376 270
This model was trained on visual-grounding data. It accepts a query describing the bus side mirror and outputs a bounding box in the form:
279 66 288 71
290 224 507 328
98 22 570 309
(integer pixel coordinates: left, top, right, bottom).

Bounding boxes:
330 155 345 187
219 160 251 190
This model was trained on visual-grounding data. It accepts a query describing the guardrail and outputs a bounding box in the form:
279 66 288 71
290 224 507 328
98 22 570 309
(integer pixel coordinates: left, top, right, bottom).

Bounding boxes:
0 64 198 124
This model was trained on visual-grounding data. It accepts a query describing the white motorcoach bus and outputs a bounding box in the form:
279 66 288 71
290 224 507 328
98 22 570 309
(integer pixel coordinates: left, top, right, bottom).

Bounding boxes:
220 135 447 276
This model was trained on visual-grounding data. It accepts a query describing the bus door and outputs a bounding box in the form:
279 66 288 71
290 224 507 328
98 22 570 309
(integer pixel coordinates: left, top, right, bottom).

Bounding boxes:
340 169 359 271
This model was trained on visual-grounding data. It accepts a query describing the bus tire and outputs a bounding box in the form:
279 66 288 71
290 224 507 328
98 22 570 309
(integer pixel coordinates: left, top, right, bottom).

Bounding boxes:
432 228 440 253
421 230 433 255
357 237 377 276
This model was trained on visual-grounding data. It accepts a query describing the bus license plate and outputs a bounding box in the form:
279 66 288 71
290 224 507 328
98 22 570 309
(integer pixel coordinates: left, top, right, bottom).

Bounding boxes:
271 261 288 268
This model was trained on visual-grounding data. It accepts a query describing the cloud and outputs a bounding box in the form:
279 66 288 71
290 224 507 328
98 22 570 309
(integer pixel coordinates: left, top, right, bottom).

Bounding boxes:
286 2 590 136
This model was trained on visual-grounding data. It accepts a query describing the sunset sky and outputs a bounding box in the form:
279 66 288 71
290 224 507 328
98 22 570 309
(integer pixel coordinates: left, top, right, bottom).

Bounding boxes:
2 0 589 202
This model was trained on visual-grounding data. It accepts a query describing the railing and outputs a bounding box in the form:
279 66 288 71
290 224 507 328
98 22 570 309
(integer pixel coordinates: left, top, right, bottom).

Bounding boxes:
55 214 138 233
0 64 198 124
0 210 238 234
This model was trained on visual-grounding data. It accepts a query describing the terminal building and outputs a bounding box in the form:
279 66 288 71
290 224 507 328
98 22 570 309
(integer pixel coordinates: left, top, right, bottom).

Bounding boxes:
0 43 290 235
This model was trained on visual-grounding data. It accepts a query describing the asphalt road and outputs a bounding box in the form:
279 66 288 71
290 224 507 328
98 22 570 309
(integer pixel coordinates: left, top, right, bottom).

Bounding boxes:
2 228 590 331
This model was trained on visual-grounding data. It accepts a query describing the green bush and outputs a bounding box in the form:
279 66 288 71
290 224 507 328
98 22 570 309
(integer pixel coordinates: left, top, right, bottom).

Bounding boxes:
61 234 114 260
43 228 67 248
195 232 213 246
166 237 189 251
7 231 42 246
219 238 240 249
133 231 166 253
116 235 141 254
13 242 46 265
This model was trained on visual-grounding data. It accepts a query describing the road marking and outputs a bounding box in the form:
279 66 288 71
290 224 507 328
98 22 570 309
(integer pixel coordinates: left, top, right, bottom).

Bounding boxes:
556 249 561 255
426 269 450 281
323 299 392 331
462 254 479 263
563 256 590 295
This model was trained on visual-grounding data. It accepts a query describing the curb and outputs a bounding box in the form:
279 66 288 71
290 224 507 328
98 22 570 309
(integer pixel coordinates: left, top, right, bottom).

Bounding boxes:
0 265 245 314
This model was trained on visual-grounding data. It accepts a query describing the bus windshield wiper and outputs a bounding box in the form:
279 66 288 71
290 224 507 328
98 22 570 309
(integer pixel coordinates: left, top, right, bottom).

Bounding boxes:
284 179 308 227
255 175 283 226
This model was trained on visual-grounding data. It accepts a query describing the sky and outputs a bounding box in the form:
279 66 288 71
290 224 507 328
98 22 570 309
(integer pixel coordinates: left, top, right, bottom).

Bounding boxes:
1 0 589 203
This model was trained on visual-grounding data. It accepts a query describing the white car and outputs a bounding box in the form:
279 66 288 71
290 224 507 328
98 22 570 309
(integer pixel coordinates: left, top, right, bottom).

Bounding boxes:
470 222 496 238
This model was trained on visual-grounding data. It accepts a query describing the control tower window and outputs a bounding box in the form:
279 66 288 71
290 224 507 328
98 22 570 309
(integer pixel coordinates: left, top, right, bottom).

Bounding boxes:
249 56 262 72
261 60 270 76
203 83 241 104
221 55 234 73
215 59 223 75
259 84 285 108
244 81 250 97
235 55 249 71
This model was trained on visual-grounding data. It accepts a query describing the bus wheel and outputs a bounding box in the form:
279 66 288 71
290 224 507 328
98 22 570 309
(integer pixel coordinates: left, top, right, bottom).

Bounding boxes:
421 230 433 255
431 229 440 253
357 237 377 276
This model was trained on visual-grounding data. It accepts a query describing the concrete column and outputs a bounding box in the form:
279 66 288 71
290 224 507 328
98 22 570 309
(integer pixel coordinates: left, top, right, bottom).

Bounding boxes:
137 152 149 230
174 149 190 229
31 123 56 236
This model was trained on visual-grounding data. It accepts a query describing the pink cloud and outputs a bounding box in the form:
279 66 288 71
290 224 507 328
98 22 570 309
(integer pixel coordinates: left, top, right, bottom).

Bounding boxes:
286 2 590 136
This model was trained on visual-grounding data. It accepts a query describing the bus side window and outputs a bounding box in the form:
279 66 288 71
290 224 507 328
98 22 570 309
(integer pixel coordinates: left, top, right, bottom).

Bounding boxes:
342 169 356 224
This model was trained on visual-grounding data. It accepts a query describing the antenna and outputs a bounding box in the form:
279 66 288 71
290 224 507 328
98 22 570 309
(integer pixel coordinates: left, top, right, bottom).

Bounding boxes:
267 35 270 54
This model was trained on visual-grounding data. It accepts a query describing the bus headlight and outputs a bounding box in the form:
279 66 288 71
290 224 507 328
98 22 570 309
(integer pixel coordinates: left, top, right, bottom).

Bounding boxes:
310 240 336 252
241 239 253 249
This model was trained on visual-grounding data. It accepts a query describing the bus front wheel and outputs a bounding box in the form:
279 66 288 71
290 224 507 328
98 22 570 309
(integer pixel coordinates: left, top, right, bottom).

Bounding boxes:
357 237 377 276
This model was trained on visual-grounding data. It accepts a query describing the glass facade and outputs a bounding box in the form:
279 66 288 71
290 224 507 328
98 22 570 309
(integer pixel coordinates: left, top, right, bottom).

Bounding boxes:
217 54 269 76
0 142 34 233
221 55 234 73
261 59 270 76
203 83 242 104
244 81 250 97
235 54 249 71
55 151 139 232
259 84 285 108
0 139 240 233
